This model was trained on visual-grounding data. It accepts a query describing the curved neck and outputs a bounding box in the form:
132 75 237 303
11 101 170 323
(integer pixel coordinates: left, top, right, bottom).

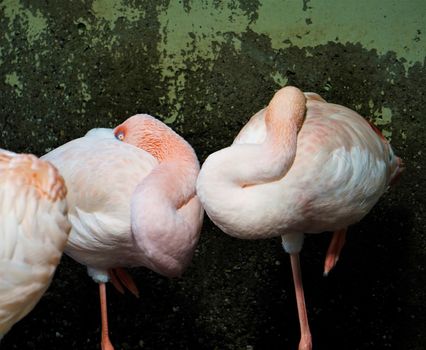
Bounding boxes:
197 87 305 238
136 130 200 207
224 87 306 186
130 141 202 277
141 157 199 208
261 87 306 181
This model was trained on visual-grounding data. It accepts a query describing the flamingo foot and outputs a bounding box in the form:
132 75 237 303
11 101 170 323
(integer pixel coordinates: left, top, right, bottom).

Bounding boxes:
298 333 313 350
99 283 115 350
324 228 347 276
109 268 140 298
102 337 114 350
290 253 312 350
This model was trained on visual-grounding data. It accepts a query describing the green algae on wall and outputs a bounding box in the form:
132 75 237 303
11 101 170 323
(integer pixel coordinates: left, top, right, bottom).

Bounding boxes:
4 71 23 96
157 0 426 71
2 0 48 44
92 0 145 29
156 1 253 123
1 0 424 131
251 0 425 67
155 0 425 126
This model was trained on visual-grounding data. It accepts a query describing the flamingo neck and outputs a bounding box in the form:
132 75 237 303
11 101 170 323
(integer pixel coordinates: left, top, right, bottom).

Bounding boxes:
231 87 306 186
261 87 306 181
151 137 200 208
142 157 199 209
196 86 306 239
130 137 201 277
142 132 195 164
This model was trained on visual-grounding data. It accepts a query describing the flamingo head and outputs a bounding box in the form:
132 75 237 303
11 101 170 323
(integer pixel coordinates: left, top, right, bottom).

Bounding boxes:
114 114 197 164
113 114 175 161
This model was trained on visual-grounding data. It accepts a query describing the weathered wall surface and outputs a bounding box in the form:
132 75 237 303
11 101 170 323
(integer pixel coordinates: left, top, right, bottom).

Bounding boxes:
1 1 424 349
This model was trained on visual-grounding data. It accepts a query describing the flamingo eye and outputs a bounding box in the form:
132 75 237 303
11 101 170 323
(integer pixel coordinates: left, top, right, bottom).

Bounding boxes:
115 131 125 141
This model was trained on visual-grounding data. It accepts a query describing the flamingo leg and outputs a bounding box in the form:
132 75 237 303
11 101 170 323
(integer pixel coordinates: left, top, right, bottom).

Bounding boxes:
108 269 125 295
290 253 312 350
323 228 347 276
107 268 139 297
112 268 140 298
99 283 114 350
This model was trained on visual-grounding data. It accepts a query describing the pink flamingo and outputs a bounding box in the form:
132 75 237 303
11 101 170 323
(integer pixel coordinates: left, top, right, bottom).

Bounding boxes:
196 86 403 350
0 149 70 341
42 115 203 350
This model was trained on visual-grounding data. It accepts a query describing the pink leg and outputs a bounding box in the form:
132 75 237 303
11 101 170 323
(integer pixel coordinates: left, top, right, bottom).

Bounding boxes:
323 228 347 276
290 253 312 350
108 268 140 298
108 269 125 295
113 268 140 298
99 283 114 350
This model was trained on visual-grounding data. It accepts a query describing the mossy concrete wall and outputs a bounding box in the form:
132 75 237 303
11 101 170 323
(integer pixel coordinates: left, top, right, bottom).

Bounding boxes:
1 1 425 349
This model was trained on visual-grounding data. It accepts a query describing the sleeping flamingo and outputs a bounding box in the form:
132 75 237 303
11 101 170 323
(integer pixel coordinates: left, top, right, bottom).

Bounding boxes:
0 149 70 340
196 86 403 350
42 115 203 350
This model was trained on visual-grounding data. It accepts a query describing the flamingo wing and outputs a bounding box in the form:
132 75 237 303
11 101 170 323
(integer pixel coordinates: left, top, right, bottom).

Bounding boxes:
0 150 69 337
42 133 158 270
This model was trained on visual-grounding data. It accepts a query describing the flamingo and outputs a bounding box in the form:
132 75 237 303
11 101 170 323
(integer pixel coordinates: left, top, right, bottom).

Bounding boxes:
0 149 70 341
42 114 203 350
196 86 403 350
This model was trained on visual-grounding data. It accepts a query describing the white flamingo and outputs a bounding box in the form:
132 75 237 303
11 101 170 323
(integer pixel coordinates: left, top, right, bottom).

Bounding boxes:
42 115 203 350
196 86 403 349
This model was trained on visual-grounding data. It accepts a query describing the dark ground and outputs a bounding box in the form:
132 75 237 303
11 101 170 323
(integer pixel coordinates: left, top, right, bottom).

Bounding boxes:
0 1 425 349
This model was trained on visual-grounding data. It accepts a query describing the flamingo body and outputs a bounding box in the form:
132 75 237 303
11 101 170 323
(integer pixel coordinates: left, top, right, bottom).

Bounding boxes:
197 92 401 244
43 129 158 276
0 150 69 339
43 123 202 279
